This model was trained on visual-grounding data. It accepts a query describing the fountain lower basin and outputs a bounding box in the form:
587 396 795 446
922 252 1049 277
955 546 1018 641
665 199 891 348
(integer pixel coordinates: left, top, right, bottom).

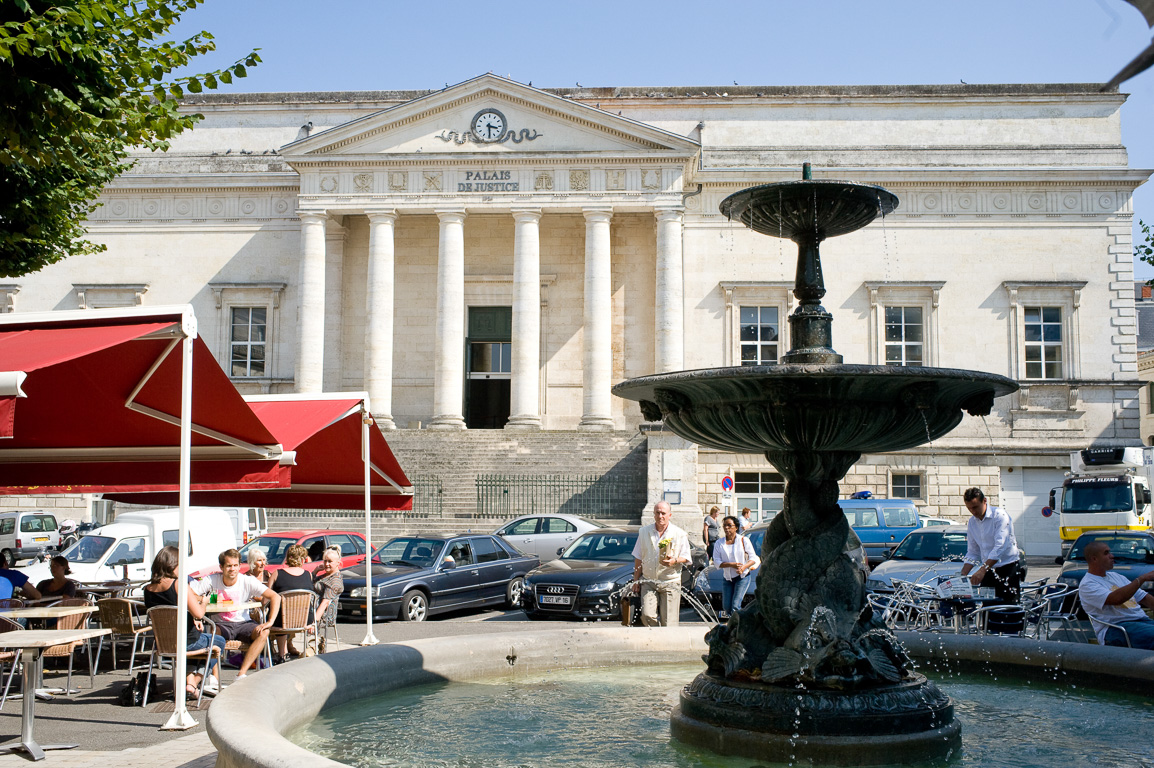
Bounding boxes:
207 629 1154 768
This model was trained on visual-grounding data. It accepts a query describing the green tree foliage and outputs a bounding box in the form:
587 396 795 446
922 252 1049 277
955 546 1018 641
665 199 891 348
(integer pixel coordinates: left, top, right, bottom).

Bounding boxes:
0 0 259 277
1138 219 1154 285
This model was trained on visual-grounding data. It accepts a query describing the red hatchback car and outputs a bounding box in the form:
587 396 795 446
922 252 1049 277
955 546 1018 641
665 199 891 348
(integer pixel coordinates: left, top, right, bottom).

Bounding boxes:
190 529 368 578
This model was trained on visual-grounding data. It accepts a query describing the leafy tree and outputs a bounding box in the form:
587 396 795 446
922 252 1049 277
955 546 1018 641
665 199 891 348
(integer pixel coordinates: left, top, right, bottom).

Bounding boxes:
0 0 259 277
1139 219 1154 285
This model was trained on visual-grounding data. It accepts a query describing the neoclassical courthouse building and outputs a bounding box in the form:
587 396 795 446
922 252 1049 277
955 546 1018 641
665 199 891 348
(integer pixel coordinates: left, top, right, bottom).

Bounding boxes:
5 75 1150 555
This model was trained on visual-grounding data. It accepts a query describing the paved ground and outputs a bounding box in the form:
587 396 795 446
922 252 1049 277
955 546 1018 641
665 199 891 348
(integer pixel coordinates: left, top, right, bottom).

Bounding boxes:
0 557 1066 766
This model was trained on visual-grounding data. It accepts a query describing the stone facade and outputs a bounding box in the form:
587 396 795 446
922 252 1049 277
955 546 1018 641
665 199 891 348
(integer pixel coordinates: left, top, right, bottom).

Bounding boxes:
4 76 1149 555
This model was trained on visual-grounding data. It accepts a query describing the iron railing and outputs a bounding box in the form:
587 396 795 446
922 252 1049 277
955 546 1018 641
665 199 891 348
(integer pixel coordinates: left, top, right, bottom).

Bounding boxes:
410 474 444 518
475 474 640 519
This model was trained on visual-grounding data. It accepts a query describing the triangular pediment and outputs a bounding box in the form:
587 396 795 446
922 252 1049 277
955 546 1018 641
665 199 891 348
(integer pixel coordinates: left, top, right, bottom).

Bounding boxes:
281 74 699 160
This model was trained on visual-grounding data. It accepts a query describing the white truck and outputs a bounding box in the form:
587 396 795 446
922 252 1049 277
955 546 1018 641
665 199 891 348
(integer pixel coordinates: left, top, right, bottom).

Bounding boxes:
1051 447 1154 556
20 507 237 586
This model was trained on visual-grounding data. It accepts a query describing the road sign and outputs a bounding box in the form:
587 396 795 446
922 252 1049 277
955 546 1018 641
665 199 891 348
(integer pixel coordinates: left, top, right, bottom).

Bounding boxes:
721 475 734 491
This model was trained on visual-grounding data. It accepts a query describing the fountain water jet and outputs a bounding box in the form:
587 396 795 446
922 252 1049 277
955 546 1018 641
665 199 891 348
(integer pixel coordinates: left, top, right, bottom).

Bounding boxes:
612 164 1018 765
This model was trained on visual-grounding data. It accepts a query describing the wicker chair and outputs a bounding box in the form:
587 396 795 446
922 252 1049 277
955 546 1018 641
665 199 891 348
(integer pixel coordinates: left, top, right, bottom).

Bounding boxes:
0 599 24 611
268 590 318 660
208 613 273 671
94 598 152 672
40 598 95 693
0 616 23 710
144 606 221 708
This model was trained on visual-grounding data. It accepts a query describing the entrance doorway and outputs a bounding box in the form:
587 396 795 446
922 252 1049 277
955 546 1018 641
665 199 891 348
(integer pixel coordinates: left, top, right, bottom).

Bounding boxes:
466 306 511 429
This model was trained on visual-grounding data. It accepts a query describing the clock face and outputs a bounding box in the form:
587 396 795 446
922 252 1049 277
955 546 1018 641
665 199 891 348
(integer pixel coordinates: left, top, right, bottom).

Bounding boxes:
471 109 506 142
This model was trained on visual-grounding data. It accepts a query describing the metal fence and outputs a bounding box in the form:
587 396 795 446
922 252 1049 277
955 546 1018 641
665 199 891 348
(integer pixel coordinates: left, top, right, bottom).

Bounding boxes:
475 474 640 519
410 474 444 518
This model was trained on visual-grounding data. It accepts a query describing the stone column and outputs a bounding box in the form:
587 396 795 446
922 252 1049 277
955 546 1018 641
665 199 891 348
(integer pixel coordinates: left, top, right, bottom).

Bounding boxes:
294 210 327 392
507 208 542 430
429 208 467 430
581 208 615 430
365 209 397 429
654 206 685 373
323 217 347 391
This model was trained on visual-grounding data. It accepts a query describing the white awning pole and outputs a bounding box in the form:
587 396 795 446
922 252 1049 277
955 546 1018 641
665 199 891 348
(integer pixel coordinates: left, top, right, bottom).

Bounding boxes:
162 327 197 730
360 404 378 645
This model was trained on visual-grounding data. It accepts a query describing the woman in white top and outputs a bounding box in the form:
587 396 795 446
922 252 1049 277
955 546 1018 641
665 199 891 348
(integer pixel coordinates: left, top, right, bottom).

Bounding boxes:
712 516 760 620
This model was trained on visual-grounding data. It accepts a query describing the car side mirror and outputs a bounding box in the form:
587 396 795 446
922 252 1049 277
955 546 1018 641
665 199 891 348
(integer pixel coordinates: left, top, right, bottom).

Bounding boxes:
440 558 456 570
1054 556 1065 565
1048 489 1056 509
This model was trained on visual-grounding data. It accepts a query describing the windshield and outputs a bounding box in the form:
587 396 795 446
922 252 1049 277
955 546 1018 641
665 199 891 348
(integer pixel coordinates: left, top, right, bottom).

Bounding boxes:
239 536 298 565
1069 534 1153 562
62 535 114 564
889 530 968 561
1062 478 1134 513
561 531 637 562
370 538 444 569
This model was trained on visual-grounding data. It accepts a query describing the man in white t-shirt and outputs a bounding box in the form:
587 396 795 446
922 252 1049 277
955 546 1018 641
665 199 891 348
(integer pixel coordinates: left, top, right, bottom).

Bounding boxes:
632 501 691 627
1077 540 1154 650
199 549 281 678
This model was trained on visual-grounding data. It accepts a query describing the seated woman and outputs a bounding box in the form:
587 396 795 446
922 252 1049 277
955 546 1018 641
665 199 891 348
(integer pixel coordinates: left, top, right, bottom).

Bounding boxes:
36 555 78 600
312 547 344 653
271 544 314 661
143 545 226 697
247 546 274 588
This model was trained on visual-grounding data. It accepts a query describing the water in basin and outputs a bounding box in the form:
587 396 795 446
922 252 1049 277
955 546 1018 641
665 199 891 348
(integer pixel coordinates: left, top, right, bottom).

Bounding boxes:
288 662 1154 767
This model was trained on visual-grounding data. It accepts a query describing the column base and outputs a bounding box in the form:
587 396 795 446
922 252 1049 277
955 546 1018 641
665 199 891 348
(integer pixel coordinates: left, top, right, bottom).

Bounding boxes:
578 416 615 431
373 415 397 430
504 415 542 430
427 415 466 430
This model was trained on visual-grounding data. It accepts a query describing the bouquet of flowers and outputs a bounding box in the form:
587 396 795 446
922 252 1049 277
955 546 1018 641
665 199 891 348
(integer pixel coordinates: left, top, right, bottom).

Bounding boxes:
657 536 673 554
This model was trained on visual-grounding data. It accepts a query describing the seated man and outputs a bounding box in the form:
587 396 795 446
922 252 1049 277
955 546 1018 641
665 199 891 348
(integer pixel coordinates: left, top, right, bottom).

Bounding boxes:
199 548 281 678
0 552 41 601
1077 540 1154 650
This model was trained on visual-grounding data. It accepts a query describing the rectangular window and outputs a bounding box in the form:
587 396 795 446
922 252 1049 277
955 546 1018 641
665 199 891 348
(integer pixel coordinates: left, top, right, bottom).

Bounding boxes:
891 474 923 500
1148 383 1154 415
1023 306 1062 379
230 307 267 377
739 306 779 366
735 471 785 521
469 342 511 374
883 306 923 367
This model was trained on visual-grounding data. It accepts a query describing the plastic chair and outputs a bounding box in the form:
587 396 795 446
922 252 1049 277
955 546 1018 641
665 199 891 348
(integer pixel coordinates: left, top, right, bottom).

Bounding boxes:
94 598 152 672
268 590 317 659
0 616 23 710
40 598 96 692
144 606 221 708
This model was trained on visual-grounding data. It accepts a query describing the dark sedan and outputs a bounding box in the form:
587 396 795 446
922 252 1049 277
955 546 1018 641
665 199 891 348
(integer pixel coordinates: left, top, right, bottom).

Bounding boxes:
1055 531 1154 601
338 533 539 622
523 527 705 621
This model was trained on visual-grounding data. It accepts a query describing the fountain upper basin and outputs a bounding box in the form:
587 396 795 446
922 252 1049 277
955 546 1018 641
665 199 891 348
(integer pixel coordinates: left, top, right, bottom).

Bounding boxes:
612 364 1018 456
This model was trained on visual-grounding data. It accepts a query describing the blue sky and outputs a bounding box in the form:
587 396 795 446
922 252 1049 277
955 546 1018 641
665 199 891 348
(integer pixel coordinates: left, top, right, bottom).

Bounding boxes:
172 0 1154 276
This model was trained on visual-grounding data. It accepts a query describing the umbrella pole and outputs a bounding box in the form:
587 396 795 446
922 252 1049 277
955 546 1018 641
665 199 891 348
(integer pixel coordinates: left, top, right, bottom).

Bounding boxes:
360 406 379 646
163 329 197 729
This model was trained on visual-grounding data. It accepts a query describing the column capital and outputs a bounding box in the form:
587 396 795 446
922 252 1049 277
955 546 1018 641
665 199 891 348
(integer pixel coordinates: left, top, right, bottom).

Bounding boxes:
511 207 542 222
296 210 328 225
582 207 613 223
654 205 685 222
434 207 467 224
365 208 398 223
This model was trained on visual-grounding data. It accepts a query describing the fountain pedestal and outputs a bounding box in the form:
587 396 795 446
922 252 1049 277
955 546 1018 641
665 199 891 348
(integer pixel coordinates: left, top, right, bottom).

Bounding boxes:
613 167 1017 765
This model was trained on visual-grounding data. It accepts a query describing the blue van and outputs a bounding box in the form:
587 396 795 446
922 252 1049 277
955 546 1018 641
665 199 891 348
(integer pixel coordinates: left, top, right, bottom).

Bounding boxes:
840 497 921 565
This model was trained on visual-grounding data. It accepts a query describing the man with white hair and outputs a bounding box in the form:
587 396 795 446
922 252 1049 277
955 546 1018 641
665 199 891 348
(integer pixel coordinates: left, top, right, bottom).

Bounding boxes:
631 501 691 627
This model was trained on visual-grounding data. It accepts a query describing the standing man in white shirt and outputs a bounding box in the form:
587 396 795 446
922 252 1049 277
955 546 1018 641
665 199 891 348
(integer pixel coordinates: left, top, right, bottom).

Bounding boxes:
1078 541 1154 649
632 501 691 627
957 487 1021 604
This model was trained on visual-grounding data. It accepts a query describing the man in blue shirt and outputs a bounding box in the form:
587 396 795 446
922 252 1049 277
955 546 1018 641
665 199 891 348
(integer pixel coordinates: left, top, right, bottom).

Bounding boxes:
0 552 41 600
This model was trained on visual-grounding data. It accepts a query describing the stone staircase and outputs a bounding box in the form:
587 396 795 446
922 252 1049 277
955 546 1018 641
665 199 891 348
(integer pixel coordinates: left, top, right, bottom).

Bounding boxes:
268 429 648 539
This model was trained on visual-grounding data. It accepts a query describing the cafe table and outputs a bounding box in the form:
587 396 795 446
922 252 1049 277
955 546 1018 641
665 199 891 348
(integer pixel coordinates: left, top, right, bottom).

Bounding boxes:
0 627 111 761
0 605 99 697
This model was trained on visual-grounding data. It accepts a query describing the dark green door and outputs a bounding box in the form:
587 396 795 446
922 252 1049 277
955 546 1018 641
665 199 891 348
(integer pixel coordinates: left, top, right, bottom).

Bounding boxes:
466 306 512 429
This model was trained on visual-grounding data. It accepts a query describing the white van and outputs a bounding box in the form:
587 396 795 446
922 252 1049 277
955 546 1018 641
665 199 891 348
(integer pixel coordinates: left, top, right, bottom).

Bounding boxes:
21 507 236 586
0 510 61 564
224 507 268 547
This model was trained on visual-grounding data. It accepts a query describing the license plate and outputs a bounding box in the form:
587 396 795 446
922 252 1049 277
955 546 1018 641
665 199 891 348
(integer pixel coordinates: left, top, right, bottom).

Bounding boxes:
540 595 571 605
33 537 48 542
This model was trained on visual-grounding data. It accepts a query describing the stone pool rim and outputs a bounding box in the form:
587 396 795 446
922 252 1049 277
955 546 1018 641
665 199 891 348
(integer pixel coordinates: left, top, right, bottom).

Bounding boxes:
206 627 1154 768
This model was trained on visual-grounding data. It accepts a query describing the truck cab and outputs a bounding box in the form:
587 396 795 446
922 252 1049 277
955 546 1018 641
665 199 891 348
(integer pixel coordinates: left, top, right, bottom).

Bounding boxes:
1054 447 1153 556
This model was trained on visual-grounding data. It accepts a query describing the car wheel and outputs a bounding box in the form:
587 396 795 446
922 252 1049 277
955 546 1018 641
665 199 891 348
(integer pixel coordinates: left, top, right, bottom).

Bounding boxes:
505 577 525 608
400 590 428 622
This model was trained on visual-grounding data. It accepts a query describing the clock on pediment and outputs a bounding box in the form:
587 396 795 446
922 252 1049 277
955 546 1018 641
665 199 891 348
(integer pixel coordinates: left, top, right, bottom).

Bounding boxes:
471 108 506 143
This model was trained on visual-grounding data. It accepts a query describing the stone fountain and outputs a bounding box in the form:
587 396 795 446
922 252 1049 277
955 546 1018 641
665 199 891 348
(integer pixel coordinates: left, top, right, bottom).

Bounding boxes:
612 164 1019 764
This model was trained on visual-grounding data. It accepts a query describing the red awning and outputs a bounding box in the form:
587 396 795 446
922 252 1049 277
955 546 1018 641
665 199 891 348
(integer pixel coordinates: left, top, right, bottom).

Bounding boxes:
0 307 285 494
107 395 413 511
